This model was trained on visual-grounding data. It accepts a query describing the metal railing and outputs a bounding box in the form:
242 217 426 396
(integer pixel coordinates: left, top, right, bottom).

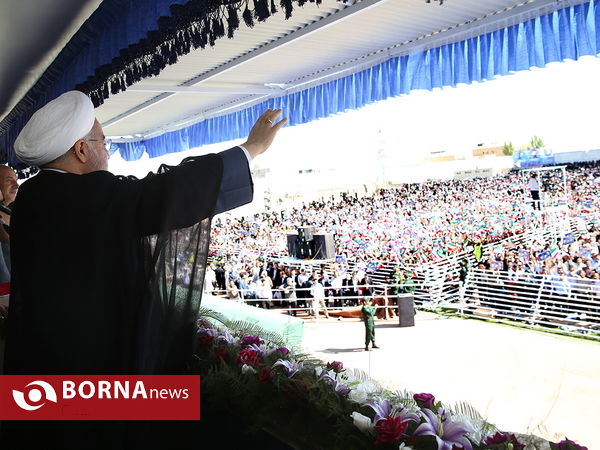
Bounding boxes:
448 268 600 339
207 216 598 337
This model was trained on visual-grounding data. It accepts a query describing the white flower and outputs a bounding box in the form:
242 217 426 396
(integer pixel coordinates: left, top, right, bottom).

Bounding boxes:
348 386 368 404
359 380 379 395
241 364 257 374
450 412 485 444
340 370 358 384
398 443 414 450
315 366 324 378
350 411 372 433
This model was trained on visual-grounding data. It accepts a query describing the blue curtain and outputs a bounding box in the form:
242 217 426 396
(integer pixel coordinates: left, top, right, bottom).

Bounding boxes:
0 0 191 164
117 0 600 161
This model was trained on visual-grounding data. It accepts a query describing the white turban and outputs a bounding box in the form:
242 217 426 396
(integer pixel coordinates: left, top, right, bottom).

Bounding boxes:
14 91 95 166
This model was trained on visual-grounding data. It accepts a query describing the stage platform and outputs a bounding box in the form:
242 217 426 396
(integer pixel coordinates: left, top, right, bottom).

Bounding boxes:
301 312 600 448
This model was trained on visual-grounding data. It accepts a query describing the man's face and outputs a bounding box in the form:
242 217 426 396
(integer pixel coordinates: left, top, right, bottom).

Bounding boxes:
85 120 109 172
0 166 18 204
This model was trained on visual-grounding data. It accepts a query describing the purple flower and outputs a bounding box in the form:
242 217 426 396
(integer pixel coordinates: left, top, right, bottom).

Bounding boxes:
484 432 524 449
365 398 419 424
414 407 473 450
197 327 218 337
413 392 436 409
335 382 351 396
276 347 290 356
240 335 264 347
554 438 588 450
245 343 266 357
273 359 304 378
215 331 235 345
320 373 351 396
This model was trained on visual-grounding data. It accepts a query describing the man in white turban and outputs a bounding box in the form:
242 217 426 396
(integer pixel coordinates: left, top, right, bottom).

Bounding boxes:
14 90 97 167
1 90 286 450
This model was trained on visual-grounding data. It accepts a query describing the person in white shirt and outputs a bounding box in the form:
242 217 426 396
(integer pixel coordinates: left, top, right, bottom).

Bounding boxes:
309 276 329 318
203 263 216 294
257 273 273 309
528 173 541 210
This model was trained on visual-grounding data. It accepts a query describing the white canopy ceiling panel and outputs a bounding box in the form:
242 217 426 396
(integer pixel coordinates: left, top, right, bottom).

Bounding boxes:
103 90 249 136
95 91 165 124
90 0 591 141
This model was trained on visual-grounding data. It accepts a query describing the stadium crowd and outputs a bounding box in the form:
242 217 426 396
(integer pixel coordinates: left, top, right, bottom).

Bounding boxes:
199 162 600 327
208 162 600 275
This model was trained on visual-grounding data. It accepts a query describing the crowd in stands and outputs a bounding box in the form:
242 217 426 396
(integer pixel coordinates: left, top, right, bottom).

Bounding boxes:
209 162 600 270
476 225 600 279
202 162 600 326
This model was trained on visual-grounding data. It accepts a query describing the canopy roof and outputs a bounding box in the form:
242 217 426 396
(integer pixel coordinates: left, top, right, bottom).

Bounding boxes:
0 0 596 169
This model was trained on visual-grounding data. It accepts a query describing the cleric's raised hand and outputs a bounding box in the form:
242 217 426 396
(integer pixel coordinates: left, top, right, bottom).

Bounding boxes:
242 109 287 159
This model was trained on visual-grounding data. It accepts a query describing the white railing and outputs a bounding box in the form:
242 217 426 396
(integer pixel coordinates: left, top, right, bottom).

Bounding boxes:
448 268 600 339
207 216 598 337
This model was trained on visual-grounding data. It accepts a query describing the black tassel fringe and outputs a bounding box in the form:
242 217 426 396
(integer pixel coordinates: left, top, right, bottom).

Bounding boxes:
74 0 445 107
280 0 293 19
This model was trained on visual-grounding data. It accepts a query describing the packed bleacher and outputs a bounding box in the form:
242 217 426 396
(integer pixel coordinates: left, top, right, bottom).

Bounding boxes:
209 162 599 270
201 162 600 333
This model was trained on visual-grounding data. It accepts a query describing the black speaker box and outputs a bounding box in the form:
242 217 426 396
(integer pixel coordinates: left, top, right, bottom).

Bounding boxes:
287 234 299 258
287 234 313 259
297 226 315 242
398 296 415 327
312 234 335 259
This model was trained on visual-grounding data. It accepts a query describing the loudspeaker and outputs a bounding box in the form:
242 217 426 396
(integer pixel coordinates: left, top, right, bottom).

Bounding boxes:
312 234 335 259
287 235 300 258
297 226 315 242
287 234 313 259
397 296 415 327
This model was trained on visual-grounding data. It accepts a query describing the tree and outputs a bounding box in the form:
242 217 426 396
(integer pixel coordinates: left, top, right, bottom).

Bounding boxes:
502 141 515 156
529 135 545 149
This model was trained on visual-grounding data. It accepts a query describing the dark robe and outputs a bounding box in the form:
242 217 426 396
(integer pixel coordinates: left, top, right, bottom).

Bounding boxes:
1 150 253 449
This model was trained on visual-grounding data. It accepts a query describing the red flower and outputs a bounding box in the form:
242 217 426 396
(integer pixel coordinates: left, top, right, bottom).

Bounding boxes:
484 432 525 449
240 335 264 347
237 349 260 367
554 438 588 450
197 334 214 349
215 348 229 361
374 416 408 445
413 392 435 409
326 361 344 373
259 365 274 383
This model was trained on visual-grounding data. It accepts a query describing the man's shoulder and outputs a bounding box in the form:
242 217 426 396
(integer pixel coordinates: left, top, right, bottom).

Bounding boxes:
22 169 117 186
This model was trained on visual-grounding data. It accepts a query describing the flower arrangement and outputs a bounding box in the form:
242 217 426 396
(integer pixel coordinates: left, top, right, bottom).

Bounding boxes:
193 318 587 450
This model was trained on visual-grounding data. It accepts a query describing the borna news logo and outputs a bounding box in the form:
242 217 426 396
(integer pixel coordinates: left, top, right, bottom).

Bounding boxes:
0 375 200 420
12 380 58 411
